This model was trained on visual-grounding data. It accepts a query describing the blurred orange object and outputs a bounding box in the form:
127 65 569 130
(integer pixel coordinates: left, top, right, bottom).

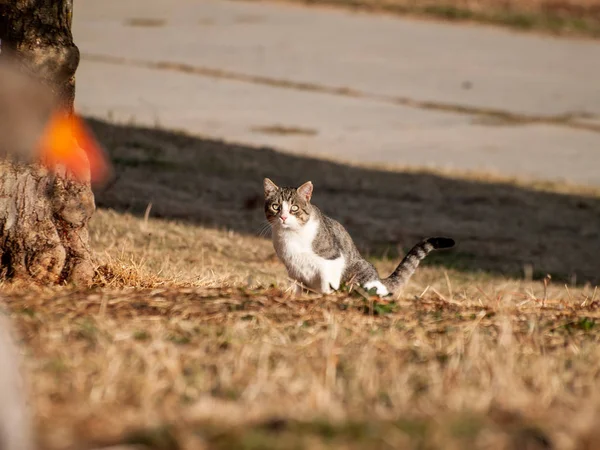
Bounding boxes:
38 111 111 185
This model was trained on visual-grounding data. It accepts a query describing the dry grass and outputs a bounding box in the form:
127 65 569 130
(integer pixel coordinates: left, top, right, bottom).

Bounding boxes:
1 118 600 449
244 0 600 37
3 217 600 449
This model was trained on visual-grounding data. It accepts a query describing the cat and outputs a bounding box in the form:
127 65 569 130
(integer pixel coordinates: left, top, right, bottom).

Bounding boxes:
263 178 455 296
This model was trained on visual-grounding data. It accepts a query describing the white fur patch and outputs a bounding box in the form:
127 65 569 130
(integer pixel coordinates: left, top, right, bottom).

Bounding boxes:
320 254 345 293
272 217 345 294
363 280 389 297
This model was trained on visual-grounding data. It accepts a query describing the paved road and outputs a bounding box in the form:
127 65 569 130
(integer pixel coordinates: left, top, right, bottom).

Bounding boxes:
73 0 600 185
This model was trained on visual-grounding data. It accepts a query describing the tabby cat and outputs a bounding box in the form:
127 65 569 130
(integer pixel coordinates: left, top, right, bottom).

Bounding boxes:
264 178 455 296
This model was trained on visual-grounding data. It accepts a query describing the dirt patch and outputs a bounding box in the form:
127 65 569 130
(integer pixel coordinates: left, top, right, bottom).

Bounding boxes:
124 18 166 27
252 124 318 136
235 14 266 23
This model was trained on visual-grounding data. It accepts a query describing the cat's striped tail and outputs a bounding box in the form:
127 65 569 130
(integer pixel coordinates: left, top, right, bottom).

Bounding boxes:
382 237 455 294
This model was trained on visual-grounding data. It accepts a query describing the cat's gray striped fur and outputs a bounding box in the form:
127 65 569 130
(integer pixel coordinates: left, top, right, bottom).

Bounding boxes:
264 178 455 296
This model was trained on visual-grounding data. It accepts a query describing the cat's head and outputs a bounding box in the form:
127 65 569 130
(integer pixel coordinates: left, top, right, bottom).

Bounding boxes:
263 178 313 230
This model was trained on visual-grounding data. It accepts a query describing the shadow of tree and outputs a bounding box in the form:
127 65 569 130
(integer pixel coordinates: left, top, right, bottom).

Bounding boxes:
89 117 600 285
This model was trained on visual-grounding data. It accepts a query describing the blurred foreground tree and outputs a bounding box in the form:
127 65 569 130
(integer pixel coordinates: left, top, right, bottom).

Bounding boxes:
0 1 96 284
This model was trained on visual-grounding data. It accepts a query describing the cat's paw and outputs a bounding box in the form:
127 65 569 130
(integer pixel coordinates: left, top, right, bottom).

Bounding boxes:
321 285 334 294
319 282 341 294
362 280 390 297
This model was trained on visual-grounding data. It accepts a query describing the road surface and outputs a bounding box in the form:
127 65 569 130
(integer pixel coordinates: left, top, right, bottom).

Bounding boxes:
73 0 600 185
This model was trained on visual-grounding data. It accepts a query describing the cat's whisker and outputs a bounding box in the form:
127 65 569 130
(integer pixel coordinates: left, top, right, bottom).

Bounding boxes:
257 221 272 238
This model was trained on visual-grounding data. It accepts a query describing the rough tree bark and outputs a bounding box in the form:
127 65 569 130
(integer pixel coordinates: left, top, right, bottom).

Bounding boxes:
0 1 95 284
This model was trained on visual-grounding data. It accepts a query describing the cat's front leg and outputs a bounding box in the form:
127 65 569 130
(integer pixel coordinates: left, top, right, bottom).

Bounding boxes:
321 259 343 294
320 282 333 294
320 276 339 294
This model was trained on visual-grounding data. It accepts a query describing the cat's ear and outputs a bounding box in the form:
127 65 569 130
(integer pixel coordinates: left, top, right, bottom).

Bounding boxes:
297 181 313 202
263 178 279 197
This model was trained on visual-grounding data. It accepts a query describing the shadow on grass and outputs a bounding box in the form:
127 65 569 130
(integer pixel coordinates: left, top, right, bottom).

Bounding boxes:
89 117 600 285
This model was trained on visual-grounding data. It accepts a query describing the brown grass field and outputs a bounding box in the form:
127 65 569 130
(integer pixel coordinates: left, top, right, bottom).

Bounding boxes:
2 118 600 449
243 0 600 37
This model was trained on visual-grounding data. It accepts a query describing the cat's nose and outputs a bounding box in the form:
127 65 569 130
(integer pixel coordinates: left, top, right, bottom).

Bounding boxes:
280 215 288 223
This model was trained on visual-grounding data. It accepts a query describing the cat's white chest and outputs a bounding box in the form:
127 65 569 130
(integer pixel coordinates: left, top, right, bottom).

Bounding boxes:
272 219 344 293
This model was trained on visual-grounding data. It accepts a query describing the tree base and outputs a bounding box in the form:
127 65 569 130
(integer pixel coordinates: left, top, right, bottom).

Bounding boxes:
0 162 95 285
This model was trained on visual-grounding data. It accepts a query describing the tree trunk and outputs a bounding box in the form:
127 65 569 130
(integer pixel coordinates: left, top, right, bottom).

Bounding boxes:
0 1 95 284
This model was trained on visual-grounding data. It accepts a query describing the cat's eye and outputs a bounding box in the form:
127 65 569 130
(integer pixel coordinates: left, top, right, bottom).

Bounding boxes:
271 203 280 211
290 205 299 213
